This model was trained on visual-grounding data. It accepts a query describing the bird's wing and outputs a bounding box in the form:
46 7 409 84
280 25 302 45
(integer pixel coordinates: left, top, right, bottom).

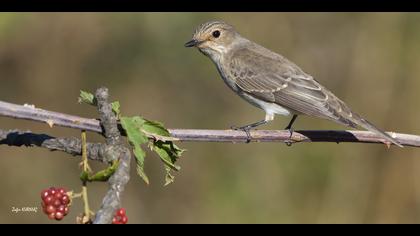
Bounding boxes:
227 47 358 127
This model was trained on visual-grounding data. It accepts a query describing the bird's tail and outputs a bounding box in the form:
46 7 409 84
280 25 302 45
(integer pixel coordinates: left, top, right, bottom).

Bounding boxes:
352 115 403 147
320 90 402 147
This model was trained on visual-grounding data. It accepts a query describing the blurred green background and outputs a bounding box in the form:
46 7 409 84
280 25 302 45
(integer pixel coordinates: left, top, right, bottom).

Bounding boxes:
0 13 420 224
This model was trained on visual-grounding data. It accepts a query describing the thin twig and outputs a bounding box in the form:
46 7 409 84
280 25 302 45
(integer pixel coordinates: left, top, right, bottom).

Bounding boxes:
0 100 418 147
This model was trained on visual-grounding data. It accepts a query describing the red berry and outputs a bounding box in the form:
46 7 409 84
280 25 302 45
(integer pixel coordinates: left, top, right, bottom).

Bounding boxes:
54 192 63 200
57 188 66 195
48 212 56 220
53 199 61 207
61 195 70 205
55 211 64 221
46 205 56 214
41 187 71 221
41 190 49 200
63 206 69 216
44 196 54 205
56 205 65 213
48 187 57 195
112 208 128 224
116 208 126 217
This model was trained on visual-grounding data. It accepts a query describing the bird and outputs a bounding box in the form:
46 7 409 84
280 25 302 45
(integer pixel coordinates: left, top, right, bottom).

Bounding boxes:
184 20 402 147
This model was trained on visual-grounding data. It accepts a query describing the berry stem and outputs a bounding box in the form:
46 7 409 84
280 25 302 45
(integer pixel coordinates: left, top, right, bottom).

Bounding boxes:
71 192 83 199
82 186 91 220
81 131 89 173
81 130 92 222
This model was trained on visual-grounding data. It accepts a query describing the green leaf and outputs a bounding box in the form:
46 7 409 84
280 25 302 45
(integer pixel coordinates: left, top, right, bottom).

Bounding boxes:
164 166 175 186
151 140 185 186
120 116 149 184
152 141 182 171
120 115 185 185
120 116 148 145
88 160 120 182
79 90 97 106
134 145 149 185
111 101 121 118
80 170 89 182
142 119 170 137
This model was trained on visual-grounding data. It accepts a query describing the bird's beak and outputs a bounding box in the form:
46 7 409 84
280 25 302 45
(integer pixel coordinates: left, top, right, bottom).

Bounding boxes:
184 39 201 47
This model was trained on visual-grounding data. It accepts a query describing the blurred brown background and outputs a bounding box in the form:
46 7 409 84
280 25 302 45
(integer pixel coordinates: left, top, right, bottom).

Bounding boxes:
0 13 419 224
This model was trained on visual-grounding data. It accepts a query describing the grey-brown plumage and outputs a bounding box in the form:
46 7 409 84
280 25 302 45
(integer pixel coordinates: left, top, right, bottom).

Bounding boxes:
185 20 402 147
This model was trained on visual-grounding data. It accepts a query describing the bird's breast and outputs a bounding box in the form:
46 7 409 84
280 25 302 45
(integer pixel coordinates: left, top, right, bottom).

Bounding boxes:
215 59 240 93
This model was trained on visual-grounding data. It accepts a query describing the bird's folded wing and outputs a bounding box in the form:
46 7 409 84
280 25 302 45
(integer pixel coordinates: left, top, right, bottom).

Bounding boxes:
228 47 358 128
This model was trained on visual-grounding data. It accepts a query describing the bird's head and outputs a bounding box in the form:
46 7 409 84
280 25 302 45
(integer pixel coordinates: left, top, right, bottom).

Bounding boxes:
185 20 239 59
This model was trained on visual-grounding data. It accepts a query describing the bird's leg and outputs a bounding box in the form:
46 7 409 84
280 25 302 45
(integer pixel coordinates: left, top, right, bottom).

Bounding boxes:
285 114 298 133
284 115 298 146
231 113 274 143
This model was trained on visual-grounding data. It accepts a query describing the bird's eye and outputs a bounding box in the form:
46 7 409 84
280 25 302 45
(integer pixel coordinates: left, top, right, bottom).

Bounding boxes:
212 30 221 38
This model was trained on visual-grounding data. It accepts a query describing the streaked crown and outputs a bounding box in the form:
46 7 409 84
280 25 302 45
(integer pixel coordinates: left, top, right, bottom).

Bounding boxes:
192 20 234 38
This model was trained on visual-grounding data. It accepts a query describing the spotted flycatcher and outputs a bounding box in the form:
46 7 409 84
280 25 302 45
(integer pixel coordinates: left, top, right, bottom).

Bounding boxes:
185 20 402 147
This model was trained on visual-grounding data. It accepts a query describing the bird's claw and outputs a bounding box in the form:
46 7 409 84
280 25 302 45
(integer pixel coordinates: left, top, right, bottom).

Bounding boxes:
231 125 252 143
287 128 294 138
284 127 294 146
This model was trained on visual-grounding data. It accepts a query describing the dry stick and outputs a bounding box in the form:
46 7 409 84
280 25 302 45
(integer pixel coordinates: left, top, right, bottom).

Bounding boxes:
0 100 419 147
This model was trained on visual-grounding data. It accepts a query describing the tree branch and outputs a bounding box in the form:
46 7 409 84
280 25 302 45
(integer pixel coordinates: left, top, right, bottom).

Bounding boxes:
0 129 106 162
168 129 420 147
0 101 102 133
92 88 131 224
0 100 418 147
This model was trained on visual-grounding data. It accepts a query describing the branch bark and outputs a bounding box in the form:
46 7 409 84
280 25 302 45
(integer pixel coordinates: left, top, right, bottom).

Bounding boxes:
0 129 106 162
0 100 419 147
92 88 131 224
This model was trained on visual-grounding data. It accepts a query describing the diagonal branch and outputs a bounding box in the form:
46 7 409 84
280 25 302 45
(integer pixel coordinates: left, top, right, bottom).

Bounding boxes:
0 100 418 147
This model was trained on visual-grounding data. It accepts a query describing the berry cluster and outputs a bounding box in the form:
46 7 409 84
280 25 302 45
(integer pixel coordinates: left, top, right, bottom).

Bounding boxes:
112 208 128 224
41 187 70 221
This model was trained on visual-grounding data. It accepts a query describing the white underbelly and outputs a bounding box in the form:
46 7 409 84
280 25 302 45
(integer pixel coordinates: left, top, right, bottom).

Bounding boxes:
240 92 291 116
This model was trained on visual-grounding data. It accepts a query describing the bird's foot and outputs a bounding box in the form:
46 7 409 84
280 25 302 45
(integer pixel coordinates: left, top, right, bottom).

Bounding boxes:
231 125 252 143
285 140 293 146
284 127 294 146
